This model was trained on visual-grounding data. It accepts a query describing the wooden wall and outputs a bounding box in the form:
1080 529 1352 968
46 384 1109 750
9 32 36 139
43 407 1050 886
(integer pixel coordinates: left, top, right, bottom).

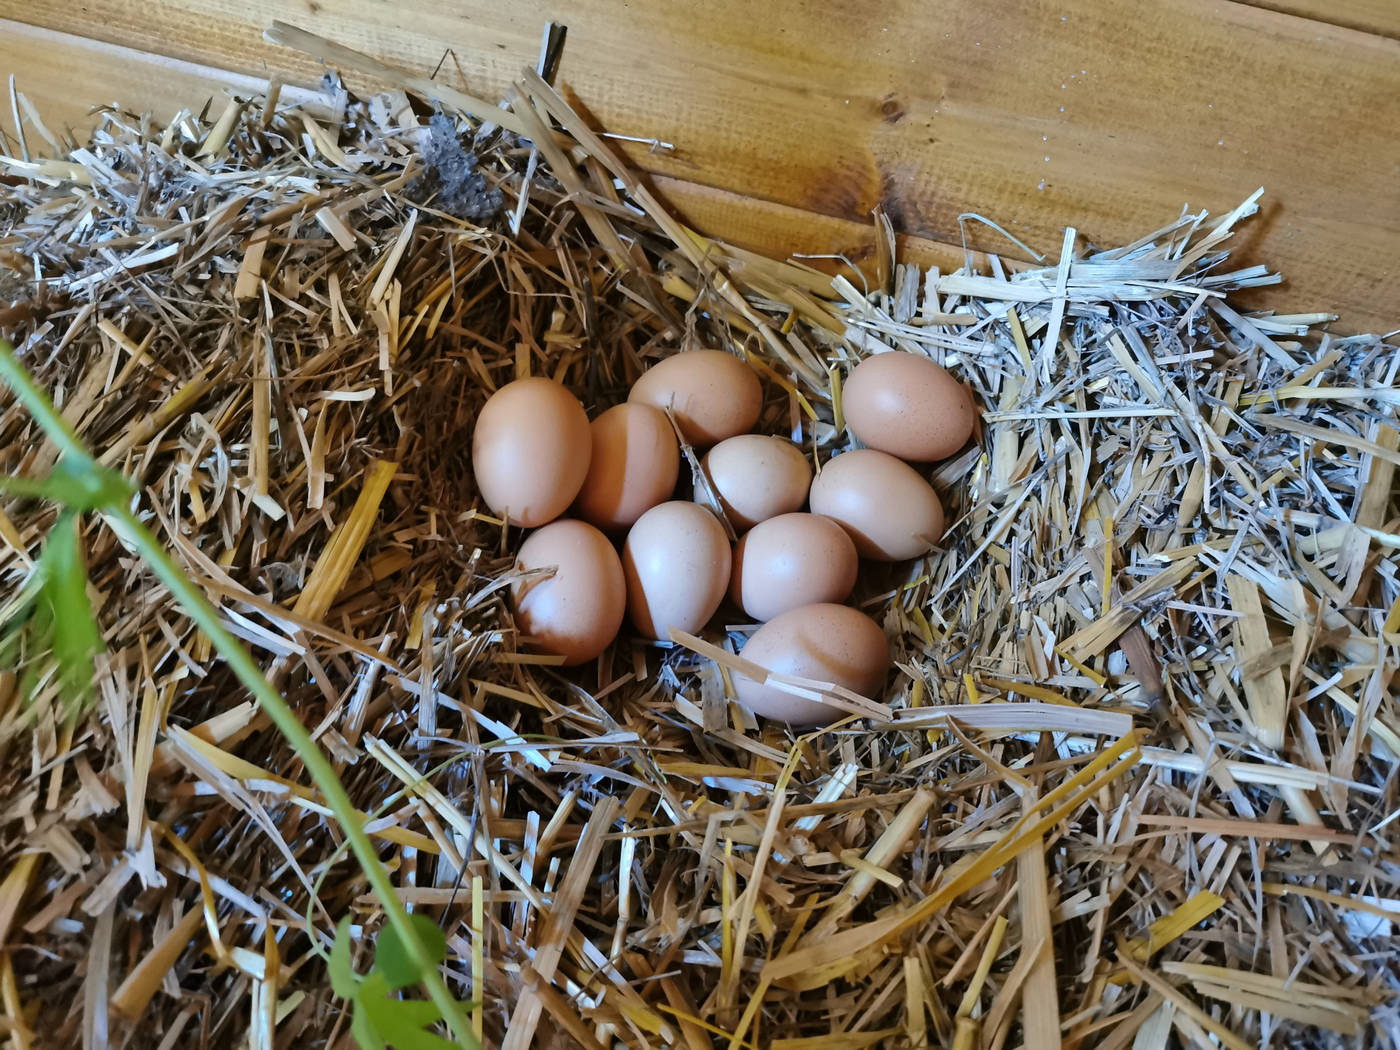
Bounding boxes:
1 2 1396 332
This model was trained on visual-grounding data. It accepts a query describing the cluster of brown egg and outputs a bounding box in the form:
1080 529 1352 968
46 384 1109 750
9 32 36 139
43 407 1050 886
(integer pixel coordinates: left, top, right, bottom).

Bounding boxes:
471 348 974 726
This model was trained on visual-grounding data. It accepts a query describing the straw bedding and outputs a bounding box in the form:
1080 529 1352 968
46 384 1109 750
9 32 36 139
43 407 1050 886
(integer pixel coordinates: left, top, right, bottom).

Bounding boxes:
0 24 1397 1050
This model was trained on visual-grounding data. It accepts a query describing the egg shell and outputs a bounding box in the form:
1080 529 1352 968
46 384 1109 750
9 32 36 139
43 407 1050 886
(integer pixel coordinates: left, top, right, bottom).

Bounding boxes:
730 513 858 621
512 519 625 666
733 603 890 726
703 434 812 530
574 403 680 530
472 377 592 527
628 349 762 446
808 449 945 561
844 351 976 461
623 502 732 641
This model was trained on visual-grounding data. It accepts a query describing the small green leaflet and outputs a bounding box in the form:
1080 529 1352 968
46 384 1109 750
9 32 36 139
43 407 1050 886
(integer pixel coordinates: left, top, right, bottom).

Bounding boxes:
39 512 104 712
375 914 449 991
330 916 474 1050
358 976 459 1050
0 455 130 719
0 510 107 719
329 917 362 1000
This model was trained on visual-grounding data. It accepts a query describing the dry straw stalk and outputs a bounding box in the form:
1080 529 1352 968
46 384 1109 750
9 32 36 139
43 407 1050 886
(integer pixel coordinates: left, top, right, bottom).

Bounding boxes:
0 19 1397 1050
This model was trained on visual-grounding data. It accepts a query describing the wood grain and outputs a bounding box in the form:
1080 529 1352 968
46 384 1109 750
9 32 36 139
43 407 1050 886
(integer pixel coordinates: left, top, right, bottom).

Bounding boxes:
2 2 1397 331
652 176 969 275
0 21 305 134
0 21 966 287
1235 0 1400 39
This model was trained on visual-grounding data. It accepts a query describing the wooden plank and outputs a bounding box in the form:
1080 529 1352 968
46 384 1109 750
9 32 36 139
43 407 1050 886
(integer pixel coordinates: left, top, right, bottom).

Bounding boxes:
1234 1 1400 39
653 175 969 277
2 2 1398 332
0 20 306 136
0 20 967 290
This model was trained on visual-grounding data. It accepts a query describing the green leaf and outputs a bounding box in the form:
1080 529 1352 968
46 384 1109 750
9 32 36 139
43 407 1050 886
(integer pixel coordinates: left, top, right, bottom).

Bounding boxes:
37 512 103 715
0 475 74 501
372 914 447 991
361 986 444 1029
351 1004 389 1050
48 457 134 511
0 459 134 512
357 979 460 1050
329 916 363 1000
336 918 466 1049
86 462 136 509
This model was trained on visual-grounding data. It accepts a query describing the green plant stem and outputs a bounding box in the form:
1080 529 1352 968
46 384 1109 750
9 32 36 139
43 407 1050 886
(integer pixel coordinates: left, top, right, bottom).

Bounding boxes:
0 475 73 500
104 508 476 1045
0 341 477 1049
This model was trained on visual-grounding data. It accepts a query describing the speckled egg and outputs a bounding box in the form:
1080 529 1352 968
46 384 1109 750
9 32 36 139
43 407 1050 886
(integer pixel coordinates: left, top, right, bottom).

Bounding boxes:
729 513 858 621
472 377 591 527
574 403 680 530
808 449 945 561
732 603 890 726
512 519 625 666
703 434 812 530
628 349 762 446
623 502 732 641
843 351 976 461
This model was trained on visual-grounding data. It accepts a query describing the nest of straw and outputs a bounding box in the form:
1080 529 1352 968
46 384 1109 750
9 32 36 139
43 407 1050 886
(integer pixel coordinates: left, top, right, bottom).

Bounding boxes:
1 23 1398 1050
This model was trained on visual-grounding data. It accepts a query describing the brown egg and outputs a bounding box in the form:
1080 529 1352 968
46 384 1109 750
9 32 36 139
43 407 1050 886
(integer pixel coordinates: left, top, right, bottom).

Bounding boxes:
730 513 858 621
512 519 625 666
844 351 976 461
472 377 592 527
703 434 812 530
808 449 944 561
623 502 731 641
574 403 680 530
733 603 890 726
628 349 762 446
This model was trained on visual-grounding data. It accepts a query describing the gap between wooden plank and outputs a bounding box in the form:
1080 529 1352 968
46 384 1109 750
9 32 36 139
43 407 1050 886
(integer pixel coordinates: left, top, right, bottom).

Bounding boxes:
1230 0 1400 40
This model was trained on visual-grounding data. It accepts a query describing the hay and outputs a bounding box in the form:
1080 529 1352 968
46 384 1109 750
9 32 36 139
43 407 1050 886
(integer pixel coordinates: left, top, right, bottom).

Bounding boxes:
1 21 1398 1050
